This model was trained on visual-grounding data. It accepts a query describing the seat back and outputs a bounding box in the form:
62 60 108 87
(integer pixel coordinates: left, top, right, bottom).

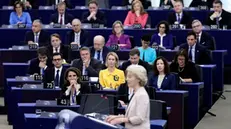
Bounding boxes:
145 86 156 100
150 99 168 120
171 72 180 90
129 36 135 48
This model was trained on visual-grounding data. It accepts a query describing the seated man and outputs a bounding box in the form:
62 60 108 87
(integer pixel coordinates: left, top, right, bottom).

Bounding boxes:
24 20 50 47
81 0 106 26
167 0 192 28
43 53 67 88
46 33 71 63
10 0 38 9
71 47 102 77
138 35 157 65
180 31 211 64
206 0 231 29
28 47 53 75
65 19 90 47
121 48 150 73
50 2 74 26
90 35 110 64
192 19 215 50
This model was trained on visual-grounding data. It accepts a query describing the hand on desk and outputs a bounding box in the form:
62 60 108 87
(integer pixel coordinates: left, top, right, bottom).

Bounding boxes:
105 115 128 125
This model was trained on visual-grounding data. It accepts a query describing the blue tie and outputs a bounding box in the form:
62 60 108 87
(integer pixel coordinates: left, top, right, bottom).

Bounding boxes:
55 70 60 87
177 14 181 23
188 46 192 61
97 51 101 60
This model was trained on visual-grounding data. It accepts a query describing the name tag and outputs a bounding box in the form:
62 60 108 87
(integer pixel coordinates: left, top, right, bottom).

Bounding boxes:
57 98 70 106
36 100 57 106
198 5 208 10
210 25 218 29
81 75 89 82
40 112 58 118
110 44 120 51
53 23 61 28
22 84 43 89
171 24 180 29
28 44 38 50
15 76 34 81
34 75 43 81
44 82 54 89
17 23 26 28
223 25 228 30
132 23 142 29
92 23 100 28
70 44 79 50
163 5 171 10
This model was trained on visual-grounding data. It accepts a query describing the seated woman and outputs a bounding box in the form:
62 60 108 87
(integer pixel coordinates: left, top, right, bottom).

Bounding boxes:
99 52 125 89
151 21 174 49
149 56 176 90
62 67 90 105
124 0 149 28
9 1 32 27
170 50 200 83
106 65 150 128
106 20 131 49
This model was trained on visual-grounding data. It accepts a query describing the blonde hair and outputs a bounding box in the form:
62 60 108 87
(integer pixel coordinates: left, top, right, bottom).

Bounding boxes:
112 20 124 34
131 1 146 15
126 65 148 86
105 52 119 68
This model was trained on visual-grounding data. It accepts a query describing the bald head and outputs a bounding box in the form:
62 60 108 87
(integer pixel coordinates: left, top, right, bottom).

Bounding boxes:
94 35 105 51
72 19 81 33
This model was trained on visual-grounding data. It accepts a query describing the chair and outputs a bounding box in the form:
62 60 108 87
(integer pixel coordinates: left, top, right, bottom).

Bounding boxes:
171 72 180 90
172 36 177 49
149 99 168 120
145 86 156 100
129 36 135 48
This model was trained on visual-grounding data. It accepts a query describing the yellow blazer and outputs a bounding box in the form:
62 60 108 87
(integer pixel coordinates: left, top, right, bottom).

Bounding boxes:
99 68 125 89
125 87 150 129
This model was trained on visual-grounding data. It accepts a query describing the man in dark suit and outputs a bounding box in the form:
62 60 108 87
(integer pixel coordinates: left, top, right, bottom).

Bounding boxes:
47 0 72 9
90 35 110 64
50 2 74 26
192 19 215 50
28 47 53 75
121 48 150 73
167 0 192 28
71 47 102 77
206 0 231 29
81 0 106 26
24 20 50 47
43 53 66 88
180 31 211 64
46 33 71 63
65 19 90 47
10 0 38 9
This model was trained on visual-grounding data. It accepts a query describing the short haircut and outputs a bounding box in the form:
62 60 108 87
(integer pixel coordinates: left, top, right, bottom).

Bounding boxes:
88 0 98 6
64 67 82 86
52 53 63 59
33 19 43 25
129 48 140 56
37 47 48 56
187 31 197 39
173 49 189 63
153 56 170 76
213 0 222 6
80 47 91 53
112 20 124 34
126 65 148 86
57 1 66 7
105 52 119 68
191 19 202 25
94 35 105 44
51 33 61 40
174 0 183 4
13 1 24 11
157 20 170 34
141 34 151 42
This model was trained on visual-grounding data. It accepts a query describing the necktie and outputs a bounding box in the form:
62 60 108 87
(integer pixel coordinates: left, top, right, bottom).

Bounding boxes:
82 65 88 75
60 14 63 25
97 51 100 60
40 68 44 75
55 48 58 53
216 17 220 29
196 34 200 43
188 46 192 61
177 14 181 23
55 70 60 86
35 33 38 43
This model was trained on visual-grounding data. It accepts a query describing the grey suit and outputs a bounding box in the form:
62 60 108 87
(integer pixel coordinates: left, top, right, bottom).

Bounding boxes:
71 58 102 77
125 87 150 129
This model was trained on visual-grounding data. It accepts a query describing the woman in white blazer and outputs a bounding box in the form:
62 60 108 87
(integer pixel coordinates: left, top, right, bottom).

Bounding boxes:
106 65 150 129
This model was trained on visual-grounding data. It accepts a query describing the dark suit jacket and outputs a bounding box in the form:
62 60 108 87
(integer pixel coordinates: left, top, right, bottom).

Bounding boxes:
50 12 74 24
47 0 72 9
24 30 50 47
179 43 211 64
206 9 231 29
71 58 102 77
199 31 215 50
81 11 106 26
46 44 71 63
28 58 53 75
90 46 110 63
148 73 176 90
167 11 193 28
43 66 66 88
10 0 38 9
120 59 150 73
65 30 90 47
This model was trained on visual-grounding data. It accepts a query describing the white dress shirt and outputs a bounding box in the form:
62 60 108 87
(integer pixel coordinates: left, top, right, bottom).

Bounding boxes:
74 32 81 44
157 75 165 89
53 46 60 53
189 44 196 63
58 14 65 25
34 32 40 44
197 32 202 43
54 66 63 83
128 88 134 100
65 84 81 105
158 33 166 47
